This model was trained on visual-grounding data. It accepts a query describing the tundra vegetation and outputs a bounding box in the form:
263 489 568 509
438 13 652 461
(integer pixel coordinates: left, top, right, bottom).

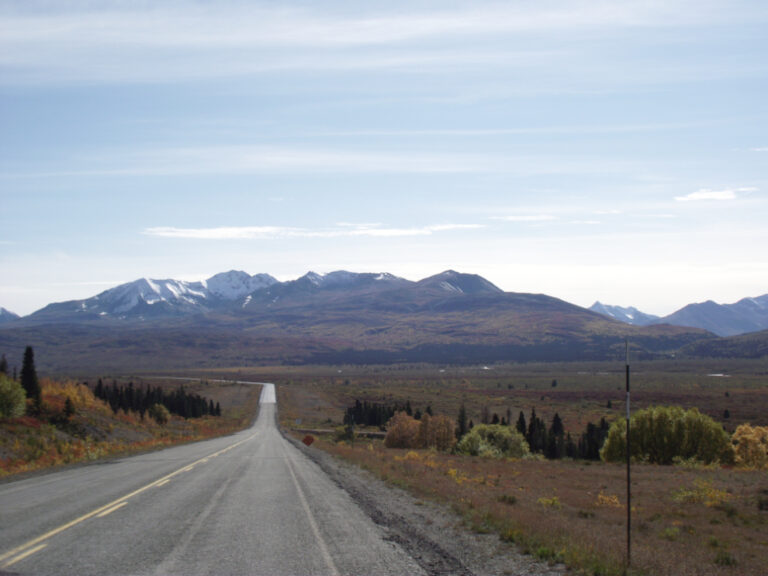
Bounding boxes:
274 361 768 576
0 348 260 477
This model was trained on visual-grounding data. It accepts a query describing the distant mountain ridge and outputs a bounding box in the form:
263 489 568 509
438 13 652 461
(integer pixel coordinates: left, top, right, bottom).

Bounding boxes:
589 302 660 326
23 269 506 323
0 269 717 371
590 294 768 337
0 307 19 324
26 271 279 322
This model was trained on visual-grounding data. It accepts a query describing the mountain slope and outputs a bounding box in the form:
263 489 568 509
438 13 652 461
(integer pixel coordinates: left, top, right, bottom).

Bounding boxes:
659 295 768 337
590 294 768 336
682 328 768 359
0 307 19 324
589 302 660 326
26 271 278 322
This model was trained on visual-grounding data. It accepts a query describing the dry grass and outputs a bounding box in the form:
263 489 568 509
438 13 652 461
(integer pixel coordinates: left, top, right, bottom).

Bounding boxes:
317 439 768 576
275 362 768 576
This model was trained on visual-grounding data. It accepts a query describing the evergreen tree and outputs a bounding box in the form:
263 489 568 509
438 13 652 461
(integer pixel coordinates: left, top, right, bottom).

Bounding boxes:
565 433 578 458
516 410 527 437
20 346 41 414
546 413 565 459
526 408 547 454
0 354 8 376
456 402 468 439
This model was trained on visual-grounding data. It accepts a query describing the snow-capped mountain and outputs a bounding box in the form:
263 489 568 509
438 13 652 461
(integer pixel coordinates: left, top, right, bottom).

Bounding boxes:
417 270 503 295
0 307 20 324
591 294 768 336
589 302 660 326
659 294 768 337
27 271 277 321
204 271 277 300
14 269 767 337
241 270 410 309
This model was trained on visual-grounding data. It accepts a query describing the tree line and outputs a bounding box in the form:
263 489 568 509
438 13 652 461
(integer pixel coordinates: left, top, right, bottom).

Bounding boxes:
91 379 221 420
343 399 432 428
457 403 610 461
342 397 610 462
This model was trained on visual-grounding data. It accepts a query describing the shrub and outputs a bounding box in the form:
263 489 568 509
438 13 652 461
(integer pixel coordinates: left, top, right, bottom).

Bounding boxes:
600 406 733 465
455 424 530 458
714 550 737 567
148 403 170 426
417 413 457 452
385 411 420 449
731 423 768 469
0 374 26 419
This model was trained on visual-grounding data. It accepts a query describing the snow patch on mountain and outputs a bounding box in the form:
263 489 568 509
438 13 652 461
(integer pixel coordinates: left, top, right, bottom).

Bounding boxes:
206 270 277 300
439 281 464 294
589 302 660 326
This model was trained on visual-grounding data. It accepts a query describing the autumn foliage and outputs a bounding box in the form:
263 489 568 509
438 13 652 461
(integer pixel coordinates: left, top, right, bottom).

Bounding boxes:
731 423 768 469
384 411 421 448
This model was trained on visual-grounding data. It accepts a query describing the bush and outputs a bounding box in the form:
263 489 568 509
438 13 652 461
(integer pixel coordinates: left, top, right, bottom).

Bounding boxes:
455 424 530 458
731 423 768 469
385 411 421 449
148 403 170 426
0 374 26 418
418 413 457 452
600 406 734 465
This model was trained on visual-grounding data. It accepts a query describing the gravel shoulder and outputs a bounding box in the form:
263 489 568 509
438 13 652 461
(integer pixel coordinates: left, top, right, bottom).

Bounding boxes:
286 435 568 576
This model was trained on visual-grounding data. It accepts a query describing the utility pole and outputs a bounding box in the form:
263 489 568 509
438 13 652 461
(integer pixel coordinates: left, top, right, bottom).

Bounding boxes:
625 339 631 571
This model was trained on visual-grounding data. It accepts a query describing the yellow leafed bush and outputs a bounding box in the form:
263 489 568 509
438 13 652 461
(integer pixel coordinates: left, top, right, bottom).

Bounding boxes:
385 411 420 448
732 423 768 469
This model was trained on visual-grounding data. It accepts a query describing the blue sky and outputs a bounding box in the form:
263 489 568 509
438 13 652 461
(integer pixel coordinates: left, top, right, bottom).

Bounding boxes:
1 0 766 317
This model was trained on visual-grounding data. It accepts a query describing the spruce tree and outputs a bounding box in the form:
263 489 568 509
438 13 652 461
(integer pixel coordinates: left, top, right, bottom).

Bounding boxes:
456 402 468 439
0 354 8 376
516 410 527 437
20 346 41 414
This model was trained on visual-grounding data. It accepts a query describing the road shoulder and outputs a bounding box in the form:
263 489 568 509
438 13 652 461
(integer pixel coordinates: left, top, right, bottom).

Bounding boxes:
286 435 567 576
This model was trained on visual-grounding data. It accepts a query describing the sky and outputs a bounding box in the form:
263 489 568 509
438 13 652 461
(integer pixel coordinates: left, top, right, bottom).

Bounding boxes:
1 0 766 317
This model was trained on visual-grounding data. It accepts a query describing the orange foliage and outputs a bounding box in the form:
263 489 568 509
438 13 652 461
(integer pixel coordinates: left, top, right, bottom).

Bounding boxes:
385 411 421 448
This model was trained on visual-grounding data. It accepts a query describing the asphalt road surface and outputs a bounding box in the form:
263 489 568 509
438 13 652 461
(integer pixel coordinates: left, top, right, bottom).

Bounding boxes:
0 384 426 576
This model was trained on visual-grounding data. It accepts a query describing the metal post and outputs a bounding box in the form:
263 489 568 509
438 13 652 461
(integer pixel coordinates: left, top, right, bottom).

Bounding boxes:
625 339 631 570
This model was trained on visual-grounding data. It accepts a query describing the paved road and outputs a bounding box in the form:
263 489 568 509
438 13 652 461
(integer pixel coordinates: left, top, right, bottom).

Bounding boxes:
0 384 425 576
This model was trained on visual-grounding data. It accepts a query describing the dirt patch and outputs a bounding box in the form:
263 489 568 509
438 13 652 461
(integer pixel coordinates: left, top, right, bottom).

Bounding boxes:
286 434 567 576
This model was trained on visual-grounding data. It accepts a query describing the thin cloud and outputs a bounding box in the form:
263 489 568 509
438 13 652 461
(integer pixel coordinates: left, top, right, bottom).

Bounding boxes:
6 145 637 177
143 223 483 240
2 2 762 85
494 214 558 222
674 187 757 202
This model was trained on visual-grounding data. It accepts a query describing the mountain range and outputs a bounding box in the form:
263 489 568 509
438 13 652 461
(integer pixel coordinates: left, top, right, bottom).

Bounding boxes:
590 295 768 337
0 307 20 324
0 270 764 371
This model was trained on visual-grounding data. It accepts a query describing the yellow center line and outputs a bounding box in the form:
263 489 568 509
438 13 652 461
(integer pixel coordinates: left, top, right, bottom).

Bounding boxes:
0 432 257 567
3 544 48 568
96 501 128 518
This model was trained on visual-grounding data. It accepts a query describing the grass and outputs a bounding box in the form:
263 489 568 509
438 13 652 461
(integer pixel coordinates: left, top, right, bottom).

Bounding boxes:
314 438 767 575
